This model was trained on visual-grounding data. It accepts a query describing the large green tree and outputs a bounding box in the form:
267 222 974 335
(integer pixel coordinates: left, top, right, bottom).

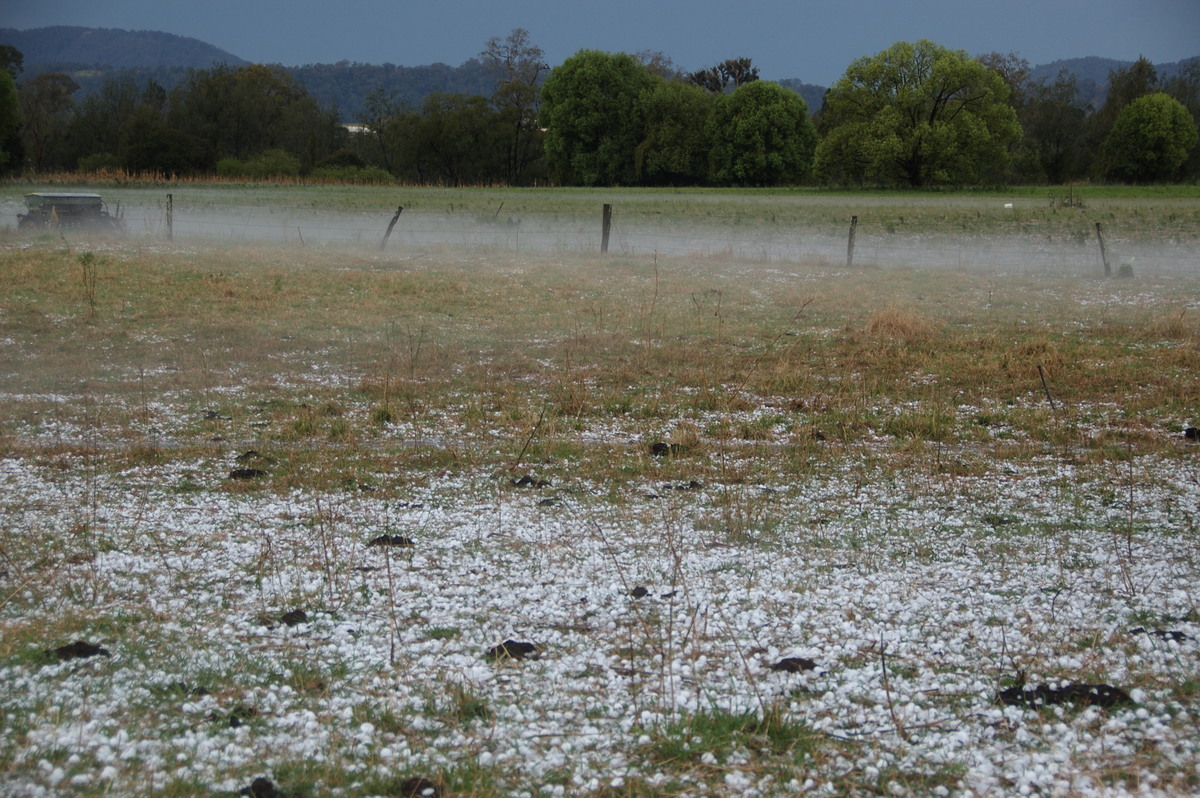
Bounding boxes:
707 81 816 186
634 80 713 185
815 40 1021 187
1099 92 1198 182
540 50 658 185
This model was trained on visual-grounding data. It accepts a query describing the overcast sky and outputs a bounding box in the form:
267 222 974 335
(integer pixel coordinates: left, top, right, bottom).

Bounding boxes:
6 0 1198 85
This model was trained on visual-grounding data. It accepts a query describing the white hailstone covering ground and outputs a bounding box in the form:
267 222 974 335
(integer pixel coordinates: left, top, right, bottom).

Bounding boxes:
1 438 1198 796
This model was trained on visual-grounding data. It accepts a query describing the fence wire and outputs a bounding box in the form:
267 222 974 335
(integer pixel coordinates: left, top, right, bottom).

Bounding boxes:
52 199 1200 274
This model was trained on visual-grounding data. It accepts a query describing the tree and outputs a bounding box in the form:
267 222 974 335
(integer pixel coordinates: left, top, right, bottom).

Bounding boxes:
1099 92 1198 182
815 40 1021 187
635 80 713 185
0 45 22 78
977 51 1031 110
18 72 79 171
355 88 411 176
1162 59 1200 179
413 93 503 185
689 58 759 94
119 104 210 175
167 64 338 169
707 81 816 186
540 50 658 185
1081 56 1159 172
64 74 142 168
481 28 547 184
1016 70 1088 183
0 69 19 170
634 50 679 80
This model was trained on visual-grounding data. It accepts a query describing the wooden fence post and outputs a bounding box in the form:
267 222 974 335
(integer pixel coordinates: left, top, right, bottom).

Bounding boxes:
601 203 612 254
380 205 404 251
166 193 173 241
1094 222 1110 276
846 215 858 268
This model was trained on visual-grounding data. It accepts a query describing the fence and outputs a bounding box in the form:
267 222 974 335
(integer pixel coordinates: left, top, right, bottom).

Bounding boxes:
107 197 1200 275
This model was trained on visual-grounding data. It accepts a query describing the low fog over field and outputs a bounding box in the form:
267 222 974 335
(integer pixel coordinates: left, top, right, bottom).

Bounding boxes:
5 186 1199 274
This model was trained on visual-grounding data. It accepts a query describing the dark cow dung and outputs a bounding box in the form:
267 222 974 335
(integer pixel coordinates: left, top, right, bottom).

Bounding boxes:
399 777 441 797
229 468 267 480
1184 427 1199 440
770 657 817 673
226 705 259 728
367 534 414 547
1130 627 1193 643
511 474 550 488
662 480 703 492
996 682 1133 710
650 441 688 457
629 586 650 599
280 610 308 627
239 777 279 797
47 640 110 661
168 681 211 698
485 640 540 661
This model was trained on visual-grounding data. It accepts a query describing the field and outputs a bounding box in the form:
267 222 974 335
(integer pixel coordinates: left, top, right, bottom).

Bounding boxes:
1 184 1199 797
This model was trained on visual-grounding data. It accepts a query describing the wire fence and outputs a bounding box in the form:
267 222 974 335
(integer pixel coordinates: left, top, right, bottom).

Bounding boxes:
19 193 1200 275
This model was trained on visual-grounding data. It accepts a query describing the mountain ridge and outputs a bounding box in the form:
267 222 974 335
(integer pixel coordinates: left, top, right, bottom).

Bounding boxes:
0 25 247 70
3 26 1196 122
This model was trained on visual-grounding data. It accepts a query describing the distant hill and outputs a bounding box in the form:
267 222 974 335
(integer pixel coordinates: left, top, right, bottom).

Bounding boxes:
2 26 1196 122
1029 55 1200 109
0 26 247 70
283 61 497 119
775 79 827 114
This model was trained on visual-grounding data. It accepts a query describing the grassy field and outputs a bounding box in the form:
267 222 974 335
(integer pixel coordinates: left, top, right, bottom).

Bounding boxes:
1 187 1199 796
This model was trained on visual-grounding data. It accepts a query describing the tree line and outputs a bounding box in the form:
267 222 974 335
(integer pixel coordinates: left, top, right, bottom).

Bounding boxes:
1 33 1197 186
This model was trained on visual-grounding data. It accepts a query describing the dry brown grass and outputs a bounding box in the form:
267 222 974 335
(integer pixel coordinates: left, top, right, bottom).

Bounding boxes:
2 236 1199 489
864 306 942 342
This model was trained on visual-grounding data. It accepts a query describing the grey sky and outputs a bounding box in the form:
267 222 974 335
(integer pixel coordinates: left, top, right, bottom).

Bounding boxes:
5 0 1198 85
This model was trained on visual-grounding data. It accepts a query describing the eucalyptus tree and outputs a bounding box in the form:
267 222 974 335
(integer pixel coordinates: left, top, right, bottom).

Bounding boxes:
0 68 18 170
18 72 79 171
481 28 547 184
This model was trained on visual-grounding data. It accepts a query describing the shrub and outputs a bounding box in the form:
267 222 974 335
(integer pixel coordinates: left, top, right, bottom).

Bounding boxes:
310 164 394 184
217 149 302 179
316 149 367 169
